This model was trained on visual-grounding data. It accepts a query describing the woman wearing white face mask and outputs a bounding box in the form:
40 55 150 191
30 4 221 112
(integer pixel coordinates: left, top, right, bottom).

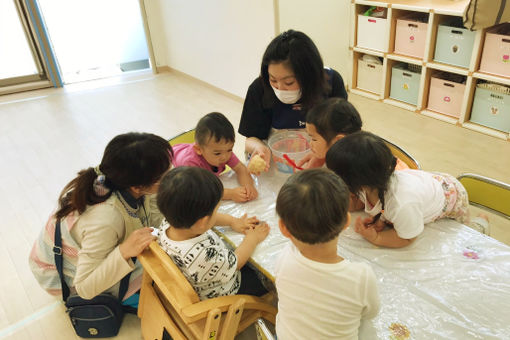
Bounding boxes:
238 30 347 172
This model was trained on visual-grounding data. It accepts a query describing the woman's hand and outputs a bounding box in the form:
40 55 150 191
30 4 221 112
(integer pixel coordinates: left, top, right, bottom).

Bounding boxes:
246 137 270 174
119 227 156 260
251 145 271 174
231 213 259 234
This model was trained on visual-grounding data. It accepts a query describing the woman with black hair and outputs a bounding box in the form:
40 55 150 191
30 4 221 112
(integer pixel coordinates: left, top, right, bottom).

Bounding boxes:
238 29 348 171
29 132 172 306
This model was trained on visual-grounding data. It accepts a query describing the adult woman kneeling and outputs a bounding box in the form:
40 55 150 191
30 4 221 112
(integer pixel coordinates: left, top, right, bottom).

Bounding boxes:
29 132 172 305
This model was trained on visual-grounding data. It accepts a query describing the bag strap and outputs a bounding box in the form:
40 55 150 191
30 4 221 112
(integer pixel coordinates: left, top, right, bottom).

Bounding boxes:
53 219 134 302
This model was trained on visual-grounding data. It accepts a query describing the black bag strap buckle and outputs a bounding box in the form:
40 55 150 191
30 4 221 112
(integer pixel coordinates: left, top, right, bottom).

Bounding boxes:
53 246 63 256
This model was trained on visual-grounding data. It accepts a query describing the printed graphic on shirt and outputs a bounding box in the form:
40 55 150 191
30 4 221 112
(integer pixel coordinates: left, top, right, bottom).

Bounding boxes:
158 224 240 300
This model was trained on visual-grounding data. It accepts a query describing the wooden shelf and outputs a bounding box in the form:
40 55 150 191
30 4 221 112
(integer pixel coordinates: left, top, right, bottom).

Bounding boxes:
351 0 510 141
426 62 469 76
383 98 418 111
462 122 510 140
350 88 382 100
354 0 468 16
421 109 459 125
387 54 424 65
472 72 510 87
353 46 385 58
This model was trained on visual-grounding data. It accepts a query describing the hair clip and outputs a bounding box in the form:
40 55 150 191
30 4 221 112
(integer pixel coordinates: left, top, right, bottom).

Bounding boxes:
93 174 111 197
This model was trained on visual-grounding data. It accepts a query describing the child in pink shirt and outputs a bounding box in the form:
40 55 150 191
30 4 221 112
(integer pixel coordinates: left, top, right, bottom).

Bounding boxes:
173 112 258 202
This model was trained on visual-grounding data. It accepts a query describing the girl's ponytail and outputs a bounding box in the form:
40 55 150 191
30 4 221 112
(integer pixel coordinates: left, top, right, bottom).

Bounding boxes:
371 156 397 224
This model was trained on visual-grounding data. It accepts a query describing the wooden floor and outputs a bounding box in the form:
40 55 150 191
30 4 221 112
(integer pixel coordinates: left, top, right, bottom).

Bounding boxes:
0 70 508 340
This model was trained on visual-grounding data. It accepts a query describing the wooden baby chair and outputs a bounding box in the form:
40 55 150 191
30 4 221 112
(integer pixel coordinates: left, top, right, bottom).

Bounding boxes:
169 129 196 146
137 242 277 340
457 173 510 220
382 138 421 170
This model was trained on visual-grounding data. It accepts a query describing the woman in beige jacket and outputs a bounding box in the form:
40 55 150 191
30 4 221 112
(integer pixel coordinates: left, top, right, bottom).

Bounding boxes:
30 132 172 305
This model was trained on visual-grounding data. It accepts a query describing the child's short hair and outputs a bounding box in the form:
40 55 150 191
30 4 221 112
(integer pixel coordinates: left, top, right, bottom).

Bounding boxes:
276 168 350 244
325 131 396 204
306 98 362 143
157 167 223 228
195 112 235 146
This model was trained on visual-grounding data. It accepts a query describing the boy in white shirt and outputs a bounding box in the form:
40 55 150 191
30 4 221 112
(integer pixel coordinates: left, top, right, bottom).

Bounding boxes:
157 166 269 300
275 169 380 339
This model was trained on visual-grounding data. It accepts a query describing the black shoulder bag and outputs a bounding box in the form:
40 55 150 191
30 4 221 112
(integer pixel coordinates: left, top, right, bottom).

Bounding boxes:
54 220 135 338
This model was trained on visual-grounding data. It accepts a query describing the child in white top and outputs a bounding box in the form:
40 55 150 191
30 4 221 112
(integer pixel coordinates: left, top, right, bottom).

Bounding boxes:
275 169 380 339
157 166 269 300
326 131 469 248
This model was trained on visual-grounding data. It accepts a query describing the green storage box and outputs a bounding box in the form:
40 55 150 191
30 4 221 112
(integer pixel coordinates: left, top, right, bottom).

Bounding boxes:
390 63 421 105
434 24 476 68
470 86 510 133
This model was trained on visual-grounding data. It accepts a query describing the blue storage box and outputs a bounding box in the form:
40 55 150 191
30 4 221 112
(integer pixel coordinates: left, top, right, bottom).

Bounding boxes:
390 63 421 105
470 84 510 133
434 24 476 68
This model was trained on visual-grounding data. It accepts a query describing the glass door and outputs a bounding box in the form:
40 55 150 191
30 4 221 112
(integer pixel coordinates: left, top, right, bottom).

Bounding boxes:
37 0 151 84
0 0 51 93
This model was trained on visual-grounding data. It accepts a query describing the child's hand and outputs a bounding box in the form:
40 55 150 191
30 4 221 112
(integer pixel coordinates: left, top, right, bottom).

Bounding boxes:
297 152 325 169
245 222 270 244
372 218 389 232
228 187 249 202
245 183 258 200
354 216 378 243
231 213 259 234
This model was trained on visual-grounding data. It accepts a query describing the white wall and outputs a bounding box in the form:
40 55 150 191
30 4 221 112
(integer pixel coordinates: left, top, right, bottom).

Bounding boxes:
144 0 275 98
278 0 352 89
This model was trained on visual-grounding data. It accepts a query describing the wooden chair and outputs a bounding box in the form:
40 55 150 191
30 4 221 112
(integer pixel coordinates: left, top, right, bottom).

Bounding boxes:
457 173 510 220
382 138 421 170
137 242 277 340
169 129 196 146
255 318 276 340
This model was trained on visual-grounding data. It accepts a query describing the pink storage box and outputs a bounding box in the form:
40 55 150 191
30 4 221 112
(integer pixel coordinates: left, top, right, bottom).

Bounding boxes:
479 24 510 78
394 17 428 58
427 76 466 118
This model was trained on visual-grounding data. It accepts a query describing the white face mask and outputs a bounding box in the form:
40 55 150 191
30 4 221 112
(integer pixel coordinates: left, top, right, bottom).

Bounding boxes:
271 85 301 104
359 191 382 216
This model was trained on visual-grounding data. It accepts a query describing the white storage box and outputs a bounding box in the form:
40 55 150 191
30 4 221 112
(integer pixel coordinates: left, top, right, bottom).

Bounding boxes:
357 57 383 94
357 14 389 52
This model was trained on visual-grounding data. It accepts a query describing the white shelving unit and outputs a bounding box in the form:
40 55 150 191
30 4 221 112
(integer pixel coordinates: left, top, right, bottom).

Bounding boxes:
349 0 510 141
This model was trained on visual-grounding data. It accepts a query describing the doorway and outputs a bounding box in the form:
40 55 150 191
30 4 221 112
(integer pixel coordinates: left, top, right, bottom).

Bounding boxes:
36 0 151 84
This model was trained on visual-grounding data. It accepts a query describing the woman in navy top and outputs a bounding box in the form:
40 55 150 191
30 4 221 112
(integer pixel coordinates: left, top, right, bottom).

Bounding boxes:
238 30 348 171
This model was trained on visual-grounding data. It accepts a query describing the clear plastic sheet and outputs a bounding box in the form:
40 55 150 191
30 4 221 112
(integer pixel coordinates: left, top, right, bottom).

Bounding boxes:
216 168 510 339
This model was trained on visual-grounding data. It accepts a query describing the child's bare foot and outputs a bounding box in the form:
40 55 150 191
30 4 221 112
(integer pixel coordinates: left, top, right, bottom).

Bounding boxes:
470 213 490 235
